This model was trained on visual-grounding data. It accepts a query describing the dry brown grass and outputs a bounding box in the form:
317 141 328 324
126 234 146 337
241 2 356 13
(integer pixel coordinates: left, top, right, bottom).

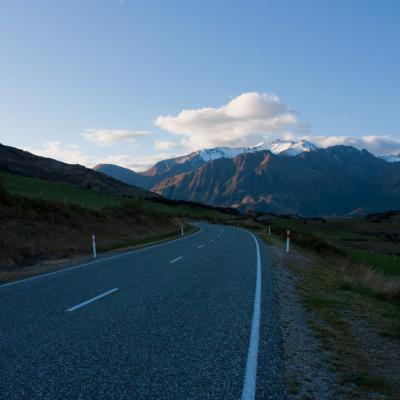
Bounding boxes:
0 194 178 275
338 259 400 302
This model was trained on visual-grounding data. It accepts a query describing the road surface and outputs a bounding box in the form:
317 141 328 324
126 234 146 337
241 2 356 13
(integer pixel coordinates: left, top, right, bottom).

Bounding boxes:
0 223 286 399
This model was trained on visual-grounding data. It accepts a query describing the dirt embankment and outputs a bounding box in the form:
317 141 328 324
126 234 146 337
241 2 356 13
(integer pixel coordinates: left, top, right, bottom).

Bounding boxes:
0 193 177 278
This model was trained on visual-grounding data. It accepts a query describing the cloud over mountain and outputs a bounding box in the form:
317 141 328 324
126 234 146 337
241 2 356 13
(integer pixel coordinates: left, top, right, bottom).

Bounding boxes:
155 92 303 150
82 129 151 146
304 134 400 156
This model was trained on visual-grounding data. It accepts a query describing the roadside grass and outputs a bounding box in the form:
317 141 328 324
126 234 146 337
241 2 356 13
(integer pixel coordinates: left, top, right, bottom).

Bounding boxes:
346 250 400 276
273 241 400 398
260 216 400 301
238 217 400 397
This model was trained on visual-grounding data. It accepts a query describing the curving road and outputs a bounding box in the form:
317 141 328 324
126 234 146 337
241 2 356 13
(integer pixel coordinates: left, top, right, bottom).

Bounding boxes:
0 223 286 399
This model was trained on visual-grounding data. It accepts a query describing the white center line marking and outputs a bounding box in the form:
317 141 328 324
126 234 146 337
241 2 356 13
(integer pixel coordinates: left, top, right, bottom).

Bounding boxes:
66 288 119 312
169 256 183 264
241 231 262 400
198 244 205 249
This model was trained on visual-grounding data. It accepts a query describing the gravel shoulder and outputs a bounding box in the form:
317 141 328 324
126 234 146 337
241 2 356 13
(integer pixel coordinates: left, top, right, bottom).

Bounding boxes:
268 243 343 400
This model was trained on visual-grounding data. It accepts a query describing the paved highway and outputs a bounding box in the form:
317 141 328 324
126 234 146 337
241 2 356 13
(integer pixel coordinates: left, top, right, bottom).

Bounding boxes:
0 223 286 399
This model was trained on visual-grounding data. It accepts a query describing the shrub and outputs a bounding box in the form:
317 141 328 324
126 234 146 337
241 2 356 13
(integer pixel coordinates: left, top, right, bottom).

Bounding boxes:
338 259 400 302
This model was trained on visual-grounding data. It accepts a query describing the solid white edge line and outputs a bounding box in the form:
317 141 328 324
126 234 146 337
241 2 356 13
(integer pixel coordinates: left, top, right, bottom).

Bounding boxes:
0 225 203 290
66 288 119 312
169 256 183 264
241 231 262 400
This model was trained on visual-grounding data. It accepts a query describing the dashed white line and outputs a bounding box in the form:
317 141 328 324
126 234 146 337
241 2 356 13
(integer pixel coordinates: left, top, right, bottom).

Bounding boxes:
210 239 215 242
198 244 205 249
241 231 262 400
169 256 183 264
66 288 119 312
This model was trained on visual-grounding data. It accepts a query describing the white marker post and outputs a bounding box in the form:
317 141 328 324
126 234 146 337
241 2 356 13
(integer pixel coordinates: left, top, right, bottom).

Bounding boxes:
286 230 290 253
180 224 184 237
268 225 271 235
92 234 97 258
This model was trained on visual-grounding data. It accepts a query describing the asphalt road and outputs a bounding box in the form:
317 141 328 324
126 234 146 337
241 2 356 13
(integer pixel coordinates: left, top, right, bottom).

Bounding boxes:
0 223 286 400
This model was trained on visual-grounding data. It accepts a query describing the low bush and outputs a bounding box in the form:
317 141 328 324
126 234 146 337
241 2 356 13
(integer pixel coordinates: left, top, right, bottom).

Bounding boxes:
338 259 400 302
267 222 344 257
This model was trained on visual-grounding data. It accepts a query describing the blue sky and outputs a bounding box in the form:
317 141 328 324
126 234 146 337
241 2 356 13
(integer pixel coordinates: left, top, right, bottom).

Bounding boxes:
1 0 400 170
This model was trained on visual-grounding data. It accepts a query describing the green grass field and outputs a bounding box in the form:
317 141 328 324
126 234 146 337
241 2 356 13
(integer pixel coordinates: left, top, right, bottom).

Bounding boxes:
0 170 124 210
0 170 230 220
267 215 400 277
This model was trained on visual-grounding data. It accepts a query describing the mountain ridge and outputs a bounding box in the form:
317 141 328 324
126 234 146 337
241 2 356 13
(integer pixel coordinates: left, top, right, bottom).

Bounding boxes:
96 143 400 216
153 145 400 216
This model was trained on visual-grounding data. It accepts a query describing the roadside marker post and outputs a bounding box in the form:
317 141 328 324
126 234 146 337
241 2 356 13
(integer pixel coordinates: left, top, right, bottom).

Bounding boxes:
92 234 97 258
180 224 184 237
286 230 290 253
268 225 271 235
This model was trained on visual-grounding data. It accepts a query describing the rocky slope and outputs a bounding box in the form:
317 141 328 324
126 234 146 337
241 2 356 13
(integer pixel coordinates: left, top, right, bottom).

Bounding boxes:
153 146 400 216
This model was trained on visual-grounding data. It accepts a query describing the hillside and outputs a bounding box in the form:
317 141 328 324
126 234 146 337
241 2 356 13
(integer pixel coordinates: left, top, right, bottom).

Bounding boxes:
0 171 233 278
0 143 151 198
0 143 237 276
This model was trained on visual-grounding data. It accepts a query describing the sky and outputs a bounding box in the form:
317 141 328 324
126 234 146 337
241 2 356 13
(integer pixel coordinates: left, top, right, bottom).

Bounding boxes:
1 0 400 171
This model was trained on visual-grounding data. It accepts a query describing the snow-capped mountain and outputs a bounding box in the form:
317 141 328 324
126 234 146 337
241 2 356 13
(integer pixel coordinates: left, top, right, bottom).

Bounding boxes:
267 139 318 156
379 153 400 163
188 139 318 163
95 143 400 216
96 139 319 189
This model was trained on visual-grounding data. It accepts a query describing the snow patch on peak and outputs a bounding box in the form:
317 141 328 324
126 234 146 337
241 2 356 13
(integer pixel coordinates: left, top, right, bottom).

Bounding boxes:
379 153 400 163
177 139 318 164
268 139 317 156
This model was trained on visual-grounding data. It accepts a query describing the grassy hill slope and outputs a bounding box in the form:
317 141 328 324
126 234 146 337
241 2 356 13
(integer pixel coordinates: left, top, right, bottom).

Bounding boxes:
0 171 233 279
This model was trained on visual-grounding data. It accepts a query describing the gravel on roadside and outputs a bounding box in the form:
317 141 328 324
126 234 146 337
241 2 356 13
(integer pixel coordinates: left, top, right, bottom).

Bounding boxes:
268 244 344 400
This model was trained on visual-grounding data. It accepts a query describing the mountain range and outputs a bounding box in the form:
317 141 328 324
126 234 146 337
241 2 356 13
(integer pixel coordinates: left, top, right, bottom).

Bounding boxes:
95 140 400 216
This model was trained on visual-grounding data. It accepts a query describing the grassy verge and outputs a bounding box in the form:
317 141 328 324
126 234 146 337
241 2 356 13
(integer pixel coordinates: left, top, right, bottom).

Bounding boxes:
261 233 400 399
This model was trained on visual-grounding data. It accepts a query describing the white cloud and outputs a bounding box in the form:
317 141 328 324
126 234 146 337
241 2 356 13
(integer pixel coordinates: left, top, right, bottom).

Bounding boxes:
155 92 303 150
96 153 174 171
154 139 180 150
25 141 174 172
302 134 400 155
123 153 176 171
24 141 92 166
82 129 151 146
